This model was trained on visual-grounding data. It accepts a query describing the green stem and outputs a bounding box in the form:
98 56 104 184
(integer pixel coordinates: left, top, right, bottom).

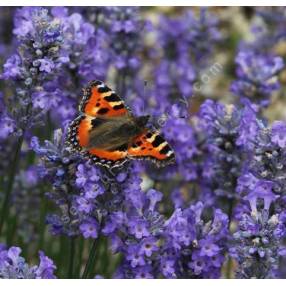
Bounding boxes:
81 239 98 279
226 256 233 279
58 235 67 277
38 189 48 250
100 238 109 276
75 237 85 278
68 237 76 278
5 215 17 245
0 133 24 236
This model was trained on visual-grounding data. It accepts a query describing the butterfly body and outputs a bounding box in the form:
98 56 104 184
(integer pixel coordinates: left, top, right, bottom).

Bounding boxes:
85 114 150 151
67 80 175 168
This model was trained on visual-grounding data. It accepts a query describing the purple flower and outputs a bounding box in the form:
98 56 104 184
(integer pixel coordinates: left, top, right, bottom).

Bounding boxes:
160 259 176 278
235 51 283 83
184 8 221 65
1 7 67 133
76 196 94 214
164 208 193 249
128 219 150 239
236 118 286 211
244 180 278 213
45 8 109 124
2 54 22 79
31 129 107 238
231 206 286 278
102 212 125 235
80 219 99 239
37 58 55 73
116 172 127 183
31 129 83 236
188 253 206 275
0 245 56 278
161 202 229 278
271 121 286 148
231 50 284 107
100 166 165 278
139 237 159 257
146 189 163 212
126 245 145 268
196 99 260 204
2 6 286 280
199 238 220 257
134 266 154 279
75 163 103 198
35 251 57 279
102 7 144 73
244 8 286 52
236 102 261 149
158 8 220 67
0 115 16 140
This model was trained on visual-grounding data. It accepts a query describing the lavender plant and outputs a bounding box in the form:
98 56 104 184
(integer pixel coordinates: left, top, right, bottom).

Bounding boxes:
1 6 286 280
0 7 68 234
231 50 284 108
0 244 57 278
230 203 286 278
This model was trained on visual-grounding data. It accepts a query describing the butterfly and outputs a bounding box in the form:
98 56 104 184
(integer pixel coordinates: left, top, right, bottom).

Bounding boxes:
66 80 175 168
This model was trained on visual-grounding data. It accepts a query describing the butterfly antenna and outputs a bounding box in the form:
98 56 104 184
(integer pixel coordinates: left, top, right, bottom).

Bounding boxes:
141 80 148 115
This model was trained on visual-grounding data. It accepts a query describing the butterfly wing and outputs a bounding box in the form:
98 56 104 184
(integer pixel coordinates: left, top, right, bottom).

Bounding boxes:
67 80 131 168
79 80 131 117
67 80 175 168
66 115 128 168
127 129 175 166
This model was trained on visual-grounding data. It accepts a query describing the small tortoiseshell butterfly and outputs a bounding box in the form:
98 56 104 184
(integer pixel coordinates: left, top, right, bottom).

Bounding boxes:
66 80 175 168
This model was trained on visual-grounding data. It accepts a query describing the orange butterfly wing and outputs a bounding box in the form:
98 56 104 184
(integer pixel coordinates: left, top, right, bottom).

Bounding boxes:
67 80 130 167
67 80 175 168
79 80 130 117
67 115 128 167
128 130 175 166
